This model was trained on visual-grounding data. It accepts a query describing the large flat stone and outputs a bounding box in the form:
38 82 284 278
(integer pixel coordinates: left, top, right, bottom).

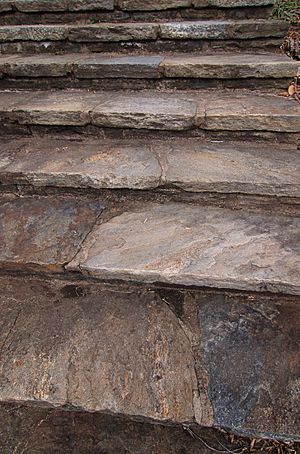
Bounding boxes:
0 25 68 42
0 137 299 198
68 203 300 295
2 54 83 77
116 0 192 10
163 53 300 79
0 137 162 189
160 20 288 40
0 276 196 423
5 0 114 11
0 194 103 272
203 93 300 132
0 276 299 442
68 23 159 42
91 91 198 130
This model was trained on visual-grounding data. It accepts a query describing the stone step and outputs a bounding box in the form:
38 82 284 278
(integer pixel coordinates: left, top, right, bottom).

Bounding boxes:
1 193 299 295
0 89 299 137
0 2 276 28
0 273 299 443
0 137 299 199
0 52 298 90
0 20 287 54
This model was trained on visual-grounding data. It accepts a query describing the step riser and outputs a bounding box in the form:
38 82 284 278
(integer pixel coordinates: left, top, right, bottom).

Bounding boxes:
0 6 274 25
1 125 299 147
0 37 285 54
0 77 293 91
0 274 299 442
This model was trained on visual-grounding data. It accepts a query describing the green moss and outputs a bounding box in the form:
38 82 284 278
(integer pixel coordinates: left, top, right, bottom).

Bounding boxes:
272 0 300 24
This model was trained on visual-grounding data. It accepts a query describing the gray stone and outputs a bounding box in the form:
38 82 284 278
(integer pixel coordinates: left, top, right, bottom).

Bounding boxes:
69 23 159 42
74 55 164 79
0 194 103 272
193 0 274 7
14 0 69 11
2 54 82 78
0 276 196 422
0 1 13 12
162 53 300 79
202 93 300 132
91 91 198 130
0 25 68 42
67 0 114 10
117 0 192 10
0 137 162 189
68 203 300 295
159 20 288 40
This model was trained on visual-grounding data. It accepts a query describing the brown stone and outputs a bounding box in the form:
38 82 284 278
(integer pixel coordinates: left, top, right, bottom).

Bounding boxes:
0 25 68 42
0 194 103 272
68 23 159 42
68 203 300 295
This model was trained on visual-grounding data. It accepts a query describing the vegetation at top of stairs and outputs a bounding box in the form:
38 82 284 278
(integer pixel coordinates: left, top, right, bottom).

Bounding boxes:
272 0 300 24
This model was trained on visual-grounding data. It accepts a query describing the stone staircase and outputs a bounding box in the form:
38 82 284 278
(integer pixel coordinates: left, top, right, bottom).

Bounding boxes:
0 1 300 452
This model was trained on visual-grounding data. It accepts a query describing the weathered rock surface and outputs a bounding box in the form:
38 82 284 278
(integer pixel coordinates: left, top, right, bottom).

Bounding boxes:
68 203 300 295
194 0 273 7
1 89 300 132
0 275 299 441
0 276 197 423
117 0 192 10
0 20 287 43
0 194 103 272
2 0 114 12
1 52 298 80
0 137 299 197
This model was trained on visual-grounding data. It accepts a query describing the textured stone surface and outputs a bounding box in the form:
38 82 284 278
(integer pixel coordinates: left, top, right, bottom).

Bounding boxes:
68 23 159 42
0 89 299 133
91 91 198 130
1 52 298 80
0 137 162 189
4 0 114 12
68 203 300 295
0 25 67 42
0 137 299 197
202 93 300 132
160 20 288 40
117 0 192 10
194 0 274 7
0 194 103 272
73 54 164 79
0 276 299 442
0 276 196 423
163 53 300 79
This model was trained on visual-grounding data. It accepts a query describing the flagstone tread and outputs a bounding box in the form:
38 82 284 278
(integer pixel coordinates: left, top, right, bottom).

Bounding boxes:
67 203 300 295
0 89 299 132
0 0 275 13
0 20 287 43
0 52 298 79
0 194 103 272
0 137 299 197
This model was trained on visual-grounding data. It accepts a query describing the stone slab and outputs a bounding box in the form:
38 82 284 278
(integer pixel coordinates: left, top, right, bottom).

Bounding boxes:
73 55 164 79
68 23 159 42
0 276 299 442
160 20 288 40
194 0 274 7
68 203 300 295
0 90 114 126
0 137 299 198
116 0 192 10
202 93 300 133
0 276 196 423
4 0 114 12
0 137 162 189
90 91 198 130
0 25 68 42
162 53 300 79
0 194 103 272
